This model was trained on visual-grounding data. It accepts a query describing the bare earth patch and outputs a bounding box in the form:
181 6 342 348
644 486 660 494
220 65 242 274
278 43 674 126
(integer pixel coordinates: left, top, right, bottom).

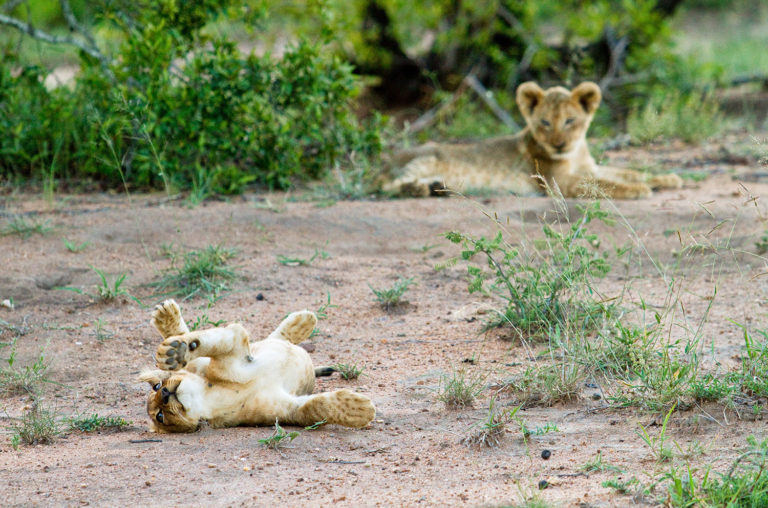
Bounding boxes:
1 139 768 506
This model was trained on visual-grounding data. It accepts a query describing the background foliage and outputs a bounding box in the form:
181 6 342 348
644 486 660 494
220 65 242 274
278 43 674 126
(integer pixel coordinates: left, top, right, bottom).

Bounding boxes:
1 0 382 193
0 0 761 193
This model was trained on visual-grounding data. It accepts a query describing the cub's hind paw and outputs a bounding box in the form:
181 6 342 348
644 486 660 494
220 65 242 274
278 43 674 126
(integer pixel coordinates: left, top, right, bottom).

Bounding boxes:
272 310 317 344
151 300 189 339
156 336 199 371
648 173 683 190
332 389 376 428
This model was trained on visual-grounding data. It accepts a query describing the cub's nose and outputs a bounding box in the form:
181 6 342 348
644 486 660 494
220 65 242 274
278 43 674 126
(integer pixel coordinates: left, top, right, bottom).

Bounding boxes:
161 387 172 403
553 141 566 150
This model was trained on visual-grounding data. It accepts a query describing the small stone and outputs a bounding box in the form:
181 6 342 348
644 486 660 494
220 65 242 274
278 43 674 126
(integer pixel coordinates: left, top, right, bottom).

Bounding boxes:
538 480 549 490
256 293 265 301
541 449 552 460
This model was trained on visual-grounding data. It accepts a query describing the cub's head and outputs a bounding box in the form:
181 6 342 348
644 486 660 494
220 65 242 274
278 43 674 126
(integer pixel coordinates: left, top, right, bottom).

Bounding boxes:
516 81 601 159
139 370 199 433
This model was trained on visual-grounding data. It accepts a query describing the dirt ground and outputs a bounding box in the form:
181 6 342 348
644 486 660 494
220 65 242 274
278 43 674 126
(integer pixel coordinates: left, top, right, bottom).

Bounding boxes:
1 135 768 507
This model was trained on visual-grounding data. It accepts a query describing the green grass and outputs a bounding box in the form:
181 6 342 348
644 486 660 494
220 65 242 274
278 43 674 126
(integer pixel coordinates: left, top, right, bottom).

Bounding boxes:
663 437 768 507
579 451 623 474
188 295 226 331
627 92 722 144
501 361 584 408
153 245 238 300
2 216 52 239
462 398 517 448
68 414 130 432
91 318 115 342
442 201 617 339
636 404 676 463
332 363 364 380
369 276 416 310
62 237 90 253
258 419 299 450
602 476 641 495
0 339 49 397
10 406 61 449
59 266 132 303
436 369 485 408
276 247 329 266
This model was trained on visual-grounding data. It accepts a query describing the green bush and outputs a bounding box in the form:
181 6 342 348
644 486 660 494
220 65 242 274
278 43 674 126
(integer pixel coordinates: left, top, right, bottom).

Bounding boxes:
443 202 616 337
0 1 383 193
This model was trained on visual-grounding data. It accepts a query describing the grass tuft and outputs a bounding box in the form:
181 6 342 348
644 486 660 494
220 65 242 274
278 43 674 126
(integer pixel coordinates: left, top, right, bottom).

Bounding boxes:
10 406 61 448
258 419 299 451
2 216 52 239
332 363 364 380
369 276 416 310
68 414 130 432
437 369 485 408
153 245 238 300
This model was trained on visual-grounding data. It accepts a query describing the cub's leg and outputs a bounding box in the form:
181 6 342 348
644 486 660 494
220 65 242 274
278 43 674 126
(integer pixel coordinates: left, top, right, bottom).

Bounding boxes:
289 389 376 428
151 299 190 339
558 174 652 199
155 323 251 371
267 311 318 344
382 155 448 197
647 173 683 190
596 166 683 191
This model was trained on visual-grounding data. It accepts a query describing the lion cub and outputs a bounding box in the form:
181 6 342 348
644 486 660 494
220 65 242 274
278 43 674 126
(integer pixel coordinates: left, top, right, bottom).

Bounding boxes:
382 81 682 199
139 300 375 433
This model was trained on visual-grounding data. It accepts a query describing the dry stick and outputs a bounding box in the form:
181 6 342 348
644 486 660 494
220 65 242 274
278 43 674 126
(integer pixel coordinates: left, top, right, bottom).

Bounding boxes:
464 74 520 130
0 13 105 65
599 33 629 91
407 79 470 134
2 0 24 13
59 0 99 52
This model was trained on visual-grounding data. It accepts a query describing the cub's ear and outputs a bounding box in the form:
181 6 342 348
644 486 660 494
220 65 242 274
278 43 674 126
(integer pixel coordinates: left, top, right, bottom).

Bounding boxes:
571 82 601 115
138 369 170 389
516 81 544 117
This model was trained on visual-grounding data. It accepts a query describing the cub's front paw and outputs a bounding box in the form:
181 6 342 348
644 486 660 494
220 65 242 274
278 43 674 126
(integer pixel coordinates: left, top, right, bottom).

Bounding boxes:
156 336 199 370
151 300 189 339
274 310 318 344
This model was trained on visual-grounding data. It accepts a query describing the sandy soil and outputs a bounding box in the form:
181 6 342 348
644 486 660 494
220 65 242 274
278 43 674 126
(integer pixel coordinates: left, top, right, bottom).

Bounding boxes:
1 137 768 507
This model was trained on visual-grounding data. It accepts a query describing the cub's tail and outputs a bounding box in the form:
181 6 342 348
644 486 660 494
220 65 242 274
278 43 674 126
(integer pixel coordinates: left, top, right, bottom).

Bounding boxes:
314 366 336 377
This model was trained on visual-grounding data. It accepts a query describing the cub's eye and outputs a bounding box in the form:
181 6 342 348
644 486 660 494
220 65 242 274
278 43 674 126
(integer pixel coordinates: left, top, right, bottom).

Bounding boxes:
152 383 161 391
156 411 164 424
564 117 575 126
540 119 550 127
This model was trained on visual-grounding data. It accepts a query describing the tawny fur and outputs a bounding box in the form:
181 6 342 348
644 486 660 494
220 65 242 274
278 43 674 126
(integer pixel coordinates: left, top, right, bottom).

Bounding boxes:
139 300 375 433
380 81 682 199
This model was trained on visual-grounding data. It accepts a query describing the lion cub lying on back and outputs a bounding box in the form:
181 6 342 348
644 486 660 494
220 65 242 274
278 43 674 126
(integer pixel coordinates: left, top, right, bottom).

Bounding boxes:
382 81 682 199
139 300 375 433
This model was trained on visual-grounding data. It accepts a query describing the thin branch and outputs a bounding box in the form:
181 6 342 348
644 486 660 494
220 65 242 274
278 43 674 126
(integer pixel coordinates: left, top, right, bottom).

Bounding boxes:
599 28 630 90
730 74 768 87
59 0 99 54
0 12 107 65
464 74 520 130
407 78 470 133
2 0 24 13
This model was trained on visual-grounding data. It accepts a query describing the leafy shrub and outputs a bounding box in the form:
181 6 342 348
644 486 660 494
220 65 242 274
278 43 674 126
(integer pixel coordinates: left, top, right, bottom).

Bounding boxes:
0 1 383 193
443 202 616 337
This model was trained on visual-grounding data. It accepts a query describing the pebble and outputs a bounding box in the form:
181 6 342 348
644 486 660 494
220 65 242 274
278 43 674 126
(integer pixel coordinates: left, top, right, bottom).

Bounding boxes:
541 449 552 460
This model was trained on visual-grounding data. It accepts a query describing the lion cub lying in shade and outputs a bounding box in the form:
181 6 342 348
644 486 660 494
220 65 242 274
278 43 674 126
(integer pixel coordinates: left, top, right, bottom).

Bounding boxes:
139 300 375 433
381 81 682 199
